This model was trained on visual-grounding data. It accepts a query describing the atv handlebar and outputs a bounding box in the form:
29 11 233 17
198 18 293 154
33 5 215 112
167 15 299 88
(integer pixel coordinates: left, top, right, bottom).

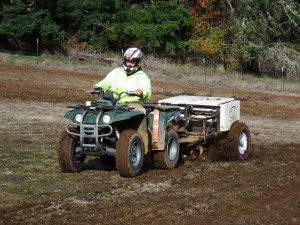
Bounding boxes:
67 104 134 111
84 89 140 108
68 90 140 110
86 88 103 95
126 91 140 96
86 89 139 97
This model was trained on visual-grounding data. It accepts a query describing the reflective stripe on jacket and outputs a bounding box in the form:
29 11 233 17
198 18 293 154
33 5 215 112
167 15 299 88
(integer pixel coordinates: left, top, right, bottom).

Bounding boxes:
94 67 151 105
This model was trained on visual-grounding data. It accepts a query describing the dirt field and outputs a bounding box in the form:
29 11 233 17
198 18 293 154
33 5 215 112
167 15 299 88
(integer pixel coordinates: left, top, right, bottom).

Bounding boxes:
0 63 299 225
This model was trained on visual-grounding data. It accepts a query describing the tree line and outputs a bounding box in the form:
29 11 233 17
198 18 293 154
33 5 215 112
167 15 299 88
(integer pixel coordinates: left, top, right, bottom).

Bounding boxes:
0 0 299 78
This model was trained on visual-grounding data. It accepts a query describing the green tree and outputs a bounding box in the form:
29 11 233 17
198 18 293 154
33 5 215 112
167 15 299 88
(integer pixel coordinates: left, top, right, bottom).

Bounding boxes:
56 0 193 56
0 0 64 50
122 1 193 56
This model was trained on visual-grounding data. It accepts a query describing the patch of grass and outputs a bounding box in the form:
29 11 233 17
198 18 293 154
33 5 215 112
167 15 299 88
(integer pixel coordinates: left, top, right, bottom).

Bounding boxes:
1 136 92 207
0 171 80 207
0 52 38 63
0 144 56 173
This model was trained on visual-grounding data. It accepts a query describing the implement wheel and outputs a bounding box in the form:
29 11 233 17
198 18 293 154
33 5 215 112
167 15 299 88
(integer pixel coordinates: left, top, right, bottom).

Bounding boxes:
152 129 180 169
227 122 251 160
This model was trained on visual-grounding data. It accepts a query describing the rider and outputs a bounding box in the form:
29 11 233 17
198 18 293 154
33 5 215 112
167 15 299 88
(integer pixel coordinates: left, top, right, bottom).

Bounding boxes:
94 47 151 114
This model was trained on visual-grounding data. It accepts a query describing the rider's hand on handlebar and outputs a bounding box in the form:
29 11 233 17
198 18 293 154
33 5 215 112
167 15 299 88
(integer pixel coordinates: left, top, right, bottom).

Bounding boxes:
132 89 142 96
86 87 103 95
94 87 103 92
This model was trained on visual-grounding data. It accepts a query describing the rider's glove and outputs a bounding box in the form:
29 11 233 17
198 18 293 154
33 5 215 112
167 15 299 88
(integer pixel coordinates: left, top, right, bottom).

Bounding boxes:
94 87 102 92
134 89 142 96
91 87 103 95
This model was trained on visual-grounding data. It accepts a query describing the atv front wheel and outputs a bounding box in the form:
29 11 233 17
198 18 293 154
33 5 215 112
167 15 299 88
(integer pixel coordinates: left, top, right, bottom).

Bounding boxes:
152 129 180 169
116 130 144 178
57 128 86 173
227 122 251 160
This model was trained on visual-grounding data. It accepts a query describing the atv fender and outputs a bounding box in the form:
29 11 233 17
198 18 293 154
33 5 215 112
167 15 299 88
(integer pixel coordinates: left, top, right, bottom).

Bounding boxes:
104 110 144 124
148 109 181 150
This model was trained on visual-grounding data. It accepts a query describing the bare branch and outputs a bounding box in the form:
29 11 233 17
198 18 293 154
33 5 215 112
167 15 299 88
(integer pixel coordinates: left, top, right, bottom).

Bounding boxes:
225 0 234 14
279 0 300 30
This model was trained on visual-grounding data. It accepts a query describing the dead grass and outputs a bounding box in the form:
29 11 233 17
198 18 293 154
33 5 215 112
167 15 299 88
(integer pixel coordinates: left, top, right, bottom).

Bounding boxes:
0 51 299 95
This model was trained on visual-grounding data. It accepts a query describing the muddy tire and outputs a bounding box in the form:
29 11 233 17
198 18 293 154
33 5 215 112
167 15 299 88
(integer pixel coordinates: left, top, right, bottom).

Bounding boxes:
227 122 251 160
116 130 144 178
152 130 180 169
57 128 85 173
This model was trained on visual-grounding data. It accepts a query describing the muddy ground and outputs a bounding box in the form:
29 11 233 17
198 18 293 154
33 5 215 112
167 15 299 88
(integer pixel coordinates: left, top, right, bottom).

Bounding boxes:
0 63 299 225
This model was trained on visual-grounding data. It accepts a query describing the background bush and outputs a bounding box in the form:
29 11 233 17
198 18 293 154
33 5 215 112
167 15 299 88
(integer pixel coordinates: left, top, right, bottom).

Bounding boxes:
0 0 299 79
258 43 300 81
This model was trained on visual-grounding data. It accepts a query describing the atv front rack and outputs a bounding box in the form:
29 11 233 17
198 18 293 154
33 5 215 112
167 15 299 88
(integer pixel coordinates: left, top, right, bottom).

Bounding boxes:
65 109 113 149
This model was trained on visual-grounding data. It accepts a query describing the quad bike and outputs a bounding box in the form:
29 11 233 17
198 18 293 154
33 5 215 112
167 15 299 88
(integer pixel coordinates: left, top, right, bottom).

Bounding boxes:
57 89 181 178
58 92 251 178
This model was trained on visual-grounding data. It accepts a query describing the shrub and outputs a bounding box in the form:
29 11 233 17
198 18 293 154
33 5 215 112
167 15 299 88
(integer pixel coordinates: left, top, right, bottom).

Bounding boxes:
258 43 300 81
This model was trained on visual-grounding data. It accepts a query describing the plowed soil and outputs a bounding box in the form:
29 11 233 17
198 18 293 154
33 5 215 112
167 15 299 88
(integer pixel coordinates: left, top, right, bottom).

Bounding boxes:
0 63 299 225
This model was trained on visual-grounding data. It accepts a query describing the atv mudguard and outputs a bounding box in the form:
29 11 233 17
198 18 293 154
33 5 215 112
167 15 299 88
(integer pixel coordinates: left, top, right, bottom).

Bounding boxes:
103 110 144 124
64 108 84 123
147 110 181 150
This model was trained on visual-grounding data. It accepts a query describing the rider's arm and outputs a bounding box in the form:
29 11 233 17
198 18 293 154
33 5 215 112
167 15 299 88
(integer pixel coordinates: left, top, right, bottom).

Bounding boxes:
94 68 121 92
139 75 151 102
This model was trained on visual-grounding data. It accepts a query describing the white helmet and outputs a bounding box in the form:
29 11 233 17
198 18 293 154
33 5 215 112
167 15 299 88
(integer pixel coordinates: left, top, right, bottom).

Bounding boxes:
122 47 143 74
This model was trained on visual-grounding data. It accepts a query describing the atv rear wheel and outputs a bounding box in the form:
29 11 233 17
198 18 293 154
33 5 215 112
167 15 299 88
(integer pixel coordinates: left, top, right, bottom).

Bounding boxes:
116 130 144 178
57 128 86 173
152 129 180 169
227 122 251 160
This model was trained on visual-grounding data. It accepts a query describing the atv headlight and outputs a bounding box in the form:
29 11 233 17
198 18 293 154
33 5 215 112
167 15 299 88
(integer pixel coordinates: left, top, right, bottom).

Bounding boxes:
75 114 82 123
102 114 111 124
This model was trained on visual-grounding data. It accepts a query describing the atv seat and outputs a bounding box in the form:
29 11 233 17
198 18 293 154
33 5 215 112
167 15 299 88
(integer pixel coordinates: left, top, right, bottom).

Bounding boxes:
145 107 153 115
154 105 181 111
144 103 181 115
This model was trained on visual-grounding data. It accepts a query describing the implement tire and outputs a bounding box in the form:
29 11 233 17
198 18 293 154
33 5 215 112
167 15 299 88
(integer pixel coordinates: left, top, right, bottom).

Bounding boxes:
227 122 251 160
152 129 180 169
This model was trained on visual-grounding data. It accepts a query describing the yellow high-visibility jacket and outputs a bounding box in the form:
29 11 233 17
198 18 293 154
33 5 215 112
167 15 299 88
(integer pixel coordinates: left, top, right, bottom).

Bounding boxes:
94 67 151 105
